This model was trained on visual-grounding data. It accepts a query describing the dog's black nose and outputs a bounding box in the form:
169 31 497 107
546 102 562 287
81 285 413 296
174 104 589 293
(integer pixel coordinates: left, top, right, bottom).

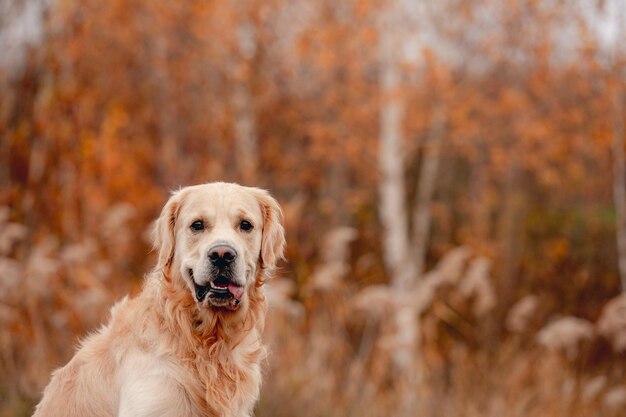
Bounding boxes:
208 245 237 267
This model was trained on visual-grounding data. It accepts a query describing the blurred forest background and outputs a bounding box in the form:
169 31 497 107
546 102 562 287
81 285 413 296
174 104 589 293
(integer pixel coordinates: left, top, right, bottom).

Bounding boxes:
2 0 626 416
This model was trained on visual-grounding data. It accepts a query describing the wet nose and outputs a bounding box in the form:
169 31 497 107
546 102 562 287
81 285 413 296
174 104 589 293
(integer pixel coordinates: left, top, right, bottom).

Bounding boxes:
208 244 237 268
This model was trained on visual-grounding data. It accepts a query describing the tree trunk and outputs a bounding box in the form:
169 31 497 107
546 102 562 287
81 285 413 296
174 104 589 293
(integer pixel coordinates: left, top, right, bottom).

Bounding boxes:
612 87 626 291
0 128 9 189
411 105 446 278
232 80 258 184
471 141 490 246
606 0 626 291
154 35 180 189
378 15 411 290
497 157 525 306
232 16 258 185
378 6 422 417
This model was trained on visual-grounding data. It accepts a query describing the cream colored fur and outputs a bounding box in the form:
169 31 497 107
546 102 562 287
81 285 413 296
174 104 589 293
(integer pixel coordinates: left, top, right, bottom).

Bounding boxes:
32 182 286 417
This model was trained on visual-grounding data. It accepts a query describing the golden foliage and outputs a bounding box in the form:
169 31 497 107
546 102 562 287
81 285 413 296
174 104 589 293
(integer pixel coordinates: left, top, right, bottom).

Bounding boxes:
1 0 625 416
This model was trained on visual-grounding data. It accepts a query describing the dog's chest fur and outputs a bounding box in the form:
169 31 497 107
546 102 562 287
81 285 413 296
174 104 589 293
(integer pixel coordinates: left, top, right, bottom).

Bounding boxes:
191 331 265 417
111 281 266 417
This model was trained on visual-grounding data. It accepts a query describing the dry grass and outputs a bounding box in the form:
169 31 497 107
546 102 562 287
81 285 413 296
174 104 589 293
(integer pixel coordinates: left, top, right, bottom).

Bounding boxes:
0 206 133 416
1 219 624 417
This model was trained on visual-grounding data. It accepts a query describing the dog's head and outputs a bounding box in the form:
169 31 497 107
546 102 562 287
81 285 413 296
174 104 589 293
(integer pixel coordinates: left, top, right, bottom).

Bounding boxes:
153 182 285 311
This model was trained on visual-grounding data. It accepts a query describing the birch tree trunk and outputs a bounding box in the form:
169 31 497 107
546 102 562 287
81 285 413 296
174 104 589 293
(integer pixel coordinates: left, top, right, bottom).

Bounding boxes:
232 17 259 185
378 5 423 417
612 88 626 291
154 35 180 188
378 12 411 290
471 141 490 245
411 105 446 278
232 80 258 184
497 157 525 306
605 0 626 291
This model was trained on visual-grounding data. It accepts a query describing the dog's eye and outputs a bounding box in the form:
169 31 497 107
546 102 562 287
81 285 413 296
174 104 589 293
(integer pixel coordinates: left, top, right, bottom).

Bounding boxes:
190 220 204 232
240 220 253 232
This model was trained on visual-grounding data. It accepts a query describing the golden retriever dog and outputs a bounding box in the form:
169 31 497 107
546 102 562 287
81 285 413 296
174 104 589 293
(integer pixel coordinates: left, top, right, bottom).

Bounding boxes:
32 182 285 417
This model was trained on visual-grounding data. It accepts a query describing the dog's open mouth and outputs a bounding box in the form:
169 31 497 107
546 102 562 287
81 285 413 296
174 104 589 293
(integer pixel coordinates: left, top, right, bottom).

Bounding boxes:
193 274 244 305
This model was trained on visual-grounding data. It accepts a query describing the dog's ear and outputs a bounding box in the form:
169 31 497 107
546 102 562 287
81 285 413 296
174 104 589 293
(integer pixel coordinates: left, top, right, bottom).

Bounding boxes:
254 189 286 271
153 190 183 273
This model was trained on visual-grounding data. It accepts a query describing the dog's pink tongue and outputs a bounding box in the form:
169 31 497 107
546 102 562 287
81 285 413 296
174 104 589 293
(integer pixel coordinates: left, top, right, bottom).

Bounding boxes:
228 284 244 300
